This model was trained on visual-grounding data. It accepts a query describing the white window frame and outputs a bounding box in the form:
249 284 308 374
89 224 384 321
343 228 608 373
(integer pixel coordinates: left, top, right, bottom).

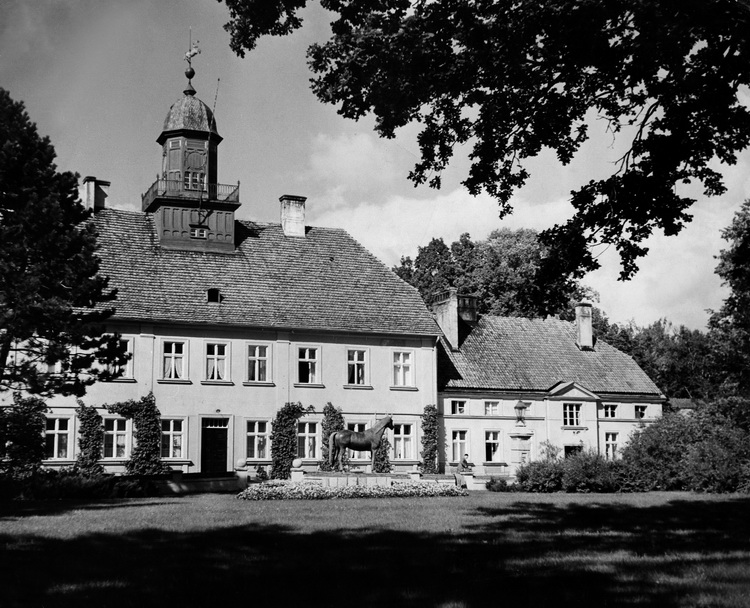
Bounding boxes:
246 420 270 460
246 343 271 384
451 400 466 415
451 429 468 462
484 401 499 416
392 423 413 460
45 417 71 460
161 418 185 459
635 405 647 419
204 341 230 382
603 403 618 418
107 336 134 379
563 403 582 427
605 432 619 461
346 348 369 386
297 345 321 385
102 417 129 459
161 339 188 381
485 430 502 463
347 422 370 460
297 421 318 459
392 350 415 387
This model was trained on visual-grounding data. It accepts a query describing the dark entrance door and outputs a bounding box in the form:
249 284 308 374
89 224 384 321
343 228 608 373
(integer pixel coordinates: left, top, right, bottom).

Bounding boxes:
201 418 229 473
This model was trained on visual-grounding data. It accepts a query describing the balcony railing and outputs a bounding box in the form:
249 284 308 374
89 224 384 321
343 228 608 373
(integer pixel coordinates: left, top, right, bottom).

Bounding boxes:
142 179 240 210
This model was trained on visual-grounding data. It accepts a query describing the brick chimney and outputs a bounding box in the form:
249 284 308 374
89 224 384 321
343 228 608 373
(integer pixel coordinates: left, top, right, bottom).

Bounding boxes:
575 301 594 351
430 289 477 350
81 176 110 212
280 194 307 237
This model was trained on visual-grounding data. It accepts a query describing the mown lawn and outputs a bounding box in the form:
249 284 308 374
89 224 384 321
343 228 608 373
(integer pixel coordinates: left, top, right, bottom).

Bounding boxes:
1 491 749 607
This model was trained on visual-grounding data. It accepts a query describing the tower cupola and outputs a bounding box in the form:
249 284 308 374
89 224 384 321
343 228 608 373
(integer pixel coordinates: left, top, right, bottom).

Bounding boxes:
141 43 240 253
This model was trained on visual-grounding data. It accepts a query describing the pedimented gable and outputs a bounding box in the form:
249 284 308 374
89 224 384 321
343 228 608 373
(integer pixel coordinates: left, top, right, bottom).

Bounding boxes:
547 381 600 401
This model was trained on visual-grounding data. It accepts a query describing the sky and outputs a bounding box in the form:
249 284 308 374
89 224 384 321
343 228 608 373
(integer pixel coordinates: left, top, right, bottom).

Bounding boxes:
2 0 748 331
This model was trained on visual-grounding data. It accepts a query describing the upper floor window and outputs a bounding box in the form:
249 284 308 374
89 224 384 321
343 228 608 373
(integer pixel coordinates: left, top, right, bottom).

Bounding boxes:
45 418 70 459
191 226 208 240
563 403 581 427
347 349 367 386
162 341 186 380
392 351 414 386
103 418 128 459
635 405 647 419
205 342 228 381
603 404 617 418
451 400 466 415
161 419 184 459
485 401 499 416
298 347 319 384
108 337 134 379
247 344 269 383
392 424 413 459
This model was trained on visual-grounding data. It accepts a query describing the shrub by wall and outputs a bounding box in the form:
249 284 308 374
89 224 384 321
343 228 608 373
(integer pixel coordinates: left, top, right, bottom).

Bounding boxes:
420 404 439 474
373 435 393 473
270 402 313 479
74 400 105 476
319 402 346 471
0 394 47 476
515 460 564 492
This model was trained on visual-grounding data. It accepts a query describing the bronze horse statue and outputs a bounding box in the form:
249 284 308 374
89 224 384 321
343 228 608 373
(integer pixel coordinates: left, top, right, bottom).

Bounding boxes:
329 416 393 471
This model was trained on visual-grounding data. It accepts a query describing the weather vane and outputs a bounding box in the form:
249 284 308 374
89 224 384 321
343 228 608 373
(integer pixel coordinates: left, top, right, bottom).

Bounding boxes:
184 28 201 86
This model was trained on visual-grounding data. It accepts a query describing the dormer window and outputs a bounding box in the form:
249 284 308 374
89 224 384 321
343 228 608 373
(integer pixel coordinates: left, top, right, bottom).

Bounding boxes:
207 288 221 303
190 226 208 239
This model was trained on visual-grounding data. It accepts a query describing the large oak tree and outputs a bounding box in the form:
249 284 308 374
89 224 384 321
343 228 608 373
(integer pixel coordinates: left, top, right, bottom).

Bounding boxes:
0 88 127 397
218 0 750 311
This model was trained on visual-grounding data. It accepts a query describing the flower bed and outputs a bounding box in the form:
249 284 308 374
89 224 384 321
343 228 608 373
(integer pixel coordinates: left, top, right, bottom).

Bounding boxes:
236 479 468 500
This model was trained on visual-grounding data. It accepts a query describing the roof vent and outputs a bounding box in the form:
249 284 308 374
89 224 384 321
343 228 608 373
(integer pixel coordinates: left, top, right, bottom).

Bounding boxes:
207 288 222 303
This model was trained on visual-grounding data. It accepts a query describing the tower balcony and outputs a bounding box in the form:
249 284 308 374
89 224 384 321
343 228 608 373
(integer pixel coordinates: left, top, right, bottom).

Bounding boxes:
141 178 240 212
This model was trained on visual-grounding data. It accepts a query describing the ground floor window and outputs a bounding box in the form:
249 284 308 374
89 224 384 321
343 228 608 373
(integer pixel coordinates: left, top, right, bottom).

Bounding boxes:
103 418 128 459
297 422 318 459
347 423 369 460
392 424 413 459
605 432 619 460
564 445 583 458
246 421 269 459
485 431 502 462
451 430 467 462
161 419 183 458
45 418 70 459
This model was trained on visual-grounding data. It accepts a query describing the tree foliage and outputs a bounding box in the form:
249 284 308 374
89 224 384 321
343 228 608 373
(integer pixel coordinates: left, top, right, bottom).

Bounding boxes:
319 401 346 471
219 0 750 303
394 229 582 315
106 393 172 475
270 401 313 479
419 404 439 474
74 401 105 476
373 434 393 474
0 88 127 396
0 393 47 475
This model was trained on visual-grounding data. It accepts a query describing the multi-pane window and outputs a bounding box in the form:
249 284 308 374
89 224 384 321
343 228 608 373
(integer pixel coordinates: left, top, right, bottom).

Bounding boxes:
485 401 499 416
161 419 183 458
246 421 269 459
451 400 466 415
162 341 186 380
392 351 413 386
45 418 70 459
108 337 133 379
184 170 205 191
603 404 618 418
347 349 367 385
298 347 318 384
103 418 127 458
392 424 413 459
297 422 318 459
247 345 268 382
563 403 581 426
347 423 369 460
451 430 467 462
635 405 647 419
205 343 227 381
605 432 619 461
485 431 502 462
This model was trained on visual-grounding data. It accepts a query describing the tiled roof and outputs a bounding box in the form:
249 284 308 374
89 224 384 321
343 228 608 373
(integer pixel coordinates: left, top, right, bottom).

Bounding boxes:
93 209 439 336
439 316 662 396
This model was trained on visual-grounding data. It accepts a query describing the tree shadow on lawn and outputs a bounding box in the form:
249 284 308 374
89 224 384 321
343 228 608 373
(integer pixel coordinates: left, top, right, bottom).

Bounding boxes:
1 495 749 608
